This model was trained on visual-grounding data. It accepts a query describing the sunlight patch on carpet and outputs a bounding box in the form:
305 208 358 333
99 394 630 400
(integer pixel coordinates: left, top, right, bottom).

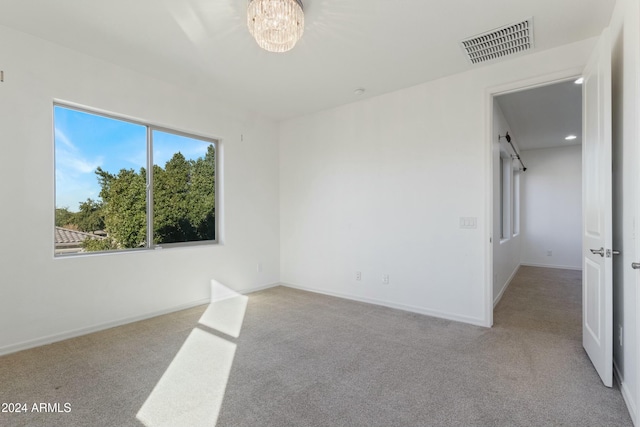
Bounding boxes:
136 328 236 427
199 294 248 338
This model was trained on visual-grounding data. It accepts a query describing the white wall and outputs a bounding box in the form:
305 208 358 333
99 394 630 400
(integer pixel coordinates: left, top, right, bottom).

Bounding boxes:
492 103 522 305
609 0 639 422
520 145 582 270
0 25 280 355
279 38 596 326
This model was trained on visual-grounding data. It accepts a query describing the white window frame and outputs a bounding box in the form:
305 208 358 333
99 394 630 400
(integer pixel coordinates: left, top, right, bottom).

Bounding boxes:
53 102 219 256
499 152 512 242
512 170 520 237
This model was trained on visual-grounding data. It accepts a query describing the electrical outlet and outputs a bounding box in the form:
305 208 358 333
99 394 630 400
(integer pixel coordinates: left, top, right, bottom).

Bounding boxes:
546 250 552 256
382 274 390 284
619 325 623 346
355 271 361 281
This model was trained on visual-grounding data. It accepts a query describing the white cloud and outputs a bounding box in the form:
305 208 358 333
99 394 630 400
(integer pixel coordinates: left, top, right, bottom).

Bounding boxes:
54 127 76 151
55 127 103 174
54 127 103 209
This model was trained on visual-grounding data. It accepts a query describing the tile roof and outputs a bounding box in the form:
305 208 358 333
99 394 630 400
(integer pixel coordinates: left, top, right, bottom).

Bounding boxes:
55 227 106 247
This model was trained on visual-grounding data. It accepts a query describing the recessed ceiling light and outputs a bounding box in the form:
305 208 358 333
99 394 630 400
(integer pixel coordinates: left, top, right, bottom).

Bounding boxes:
354 88 365 96
565 135 577 140
574 77 584 84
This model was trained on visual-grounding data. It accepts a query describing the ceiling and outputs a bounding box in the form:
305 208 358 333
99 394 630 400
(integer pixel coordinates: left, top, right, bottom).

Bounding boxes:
0 0 615 121
496 79 582 151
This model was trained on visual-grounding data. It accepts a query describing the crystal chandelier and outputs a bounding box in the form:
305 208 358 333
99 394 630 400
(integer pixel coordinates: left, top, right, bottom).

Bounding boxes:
247 0 304 53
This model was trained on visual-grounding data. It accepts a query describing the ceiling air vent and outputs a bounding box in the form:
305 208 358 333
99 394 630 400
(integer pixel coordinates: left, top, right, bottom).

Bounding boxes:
460 18 534 65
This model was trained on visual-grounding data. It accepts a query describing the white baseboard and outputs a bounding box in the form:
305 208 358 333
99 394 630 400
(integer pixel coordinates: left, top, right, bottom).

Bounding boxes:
280 282 486 327
614 360 637 426
0 282 279 357
0 298 209 357
520 262 582 271
494 265 520 308
238 282 280 294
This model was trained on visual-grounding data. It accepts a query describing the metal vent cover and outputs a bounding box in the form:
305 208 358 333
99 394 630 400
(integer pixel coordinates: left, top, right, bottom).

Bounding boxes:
460 18 534 65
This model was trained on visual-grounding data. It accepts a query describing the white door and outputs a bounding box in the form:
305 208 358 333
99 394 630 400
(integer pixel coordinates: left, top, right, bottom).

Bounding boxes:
582 28 613 387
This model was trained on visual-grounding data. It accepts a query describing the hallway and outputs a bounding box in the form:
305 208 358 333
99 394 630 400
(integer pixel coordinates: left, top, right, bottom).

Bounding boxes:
494 266 582 338
491 266 629 425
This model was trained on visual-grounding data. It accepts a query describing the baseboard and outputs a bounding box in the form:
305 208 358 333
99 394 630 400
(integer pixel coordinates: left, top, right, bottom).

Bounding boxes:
238 281 280 294
614 360 637 426
0 297 211 357
280 282 486 327
0 282 280 357
520 262 582 271
494 265 520 308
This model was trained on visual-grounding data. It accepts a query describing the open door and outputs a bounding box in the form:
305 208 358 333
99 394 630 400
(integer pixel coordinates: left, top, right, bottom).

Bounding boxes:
582 28 613 387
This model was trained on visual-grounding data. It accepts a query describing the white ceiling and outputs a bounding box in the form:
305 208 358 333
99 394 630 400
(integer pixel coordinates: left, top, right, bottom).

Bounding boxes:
496 79 583 151
0 0 615 120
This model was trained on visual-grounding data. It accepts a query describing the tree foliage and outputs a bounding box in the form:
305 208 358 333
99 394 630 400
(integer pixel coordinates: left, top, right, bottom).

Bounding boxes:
55 200 104 232
55 207 76 228
81 236 118 252
153 145 216 244
60 144 215 252
97 166 147 248
75 198 105 232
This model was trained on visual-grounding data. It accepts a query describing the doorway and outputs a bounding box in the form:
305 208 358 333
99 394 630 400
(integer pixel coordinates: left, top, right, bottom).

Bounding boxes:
491 78 583 312
486 33 616 389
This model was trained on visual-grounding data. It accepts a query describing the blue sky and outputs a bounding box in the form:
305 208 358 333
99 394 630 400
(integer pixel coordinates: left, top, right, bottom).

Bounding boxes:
55 106 212 211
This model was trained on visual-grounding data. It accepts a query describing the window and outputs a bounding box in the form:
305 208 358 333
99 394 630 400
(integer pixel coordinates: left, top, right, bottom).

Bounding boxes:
499 156 504 239
500 153 511 241
498 150 521 242
512 171 520 236
54 104 217 255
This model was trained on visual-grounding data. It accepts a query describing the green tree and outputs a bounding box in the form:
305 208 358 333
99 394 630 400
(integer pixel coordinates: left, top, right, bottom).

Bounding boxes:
55 207 76 228
188 144 215 240
81 236 118 252
153 153 192 243
85 145 215 251
96 166 147 249
75 198 104 233
153 145 215 244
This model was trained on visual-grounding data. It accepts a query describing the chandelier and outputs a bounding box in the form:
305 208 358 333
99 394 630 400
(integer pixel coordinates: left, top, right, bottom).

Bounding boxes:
247 0 304 53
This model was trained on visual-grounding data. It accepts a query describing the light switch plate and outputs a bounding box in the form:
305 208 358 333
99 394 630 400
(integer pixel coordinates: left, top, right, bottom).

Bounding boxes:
459 217 477 229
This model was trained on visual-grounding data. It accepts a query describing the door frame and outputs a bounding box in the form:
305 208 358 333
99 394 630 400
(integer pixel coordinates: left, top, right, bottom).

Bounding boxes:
484 67 584 327
636 129 640 423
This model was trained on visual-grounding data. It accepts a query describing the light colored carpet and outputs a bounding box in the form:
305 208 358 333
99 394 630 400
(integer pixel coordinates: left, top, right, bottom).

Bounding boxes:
0 266 633 426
